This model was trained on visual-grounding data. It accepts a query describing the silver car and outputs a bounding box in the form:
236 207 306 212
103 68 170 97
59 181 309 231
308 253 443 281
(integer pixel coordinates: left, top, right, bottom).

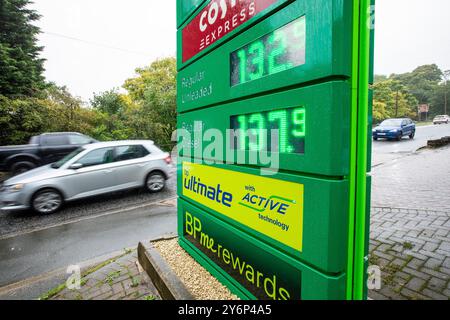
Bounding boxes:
0 140 173 215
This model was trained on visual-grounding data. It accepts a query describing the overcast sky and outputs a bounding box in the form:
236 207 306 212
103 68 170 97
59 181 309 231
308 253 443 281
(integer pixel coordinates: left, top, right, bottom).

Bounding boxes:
29 0 450 101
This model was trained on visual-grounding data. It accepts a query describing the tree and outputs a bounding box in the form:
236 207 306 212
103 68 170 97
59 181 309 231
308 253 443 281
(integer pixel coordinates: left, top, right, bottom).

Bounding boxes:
374 74 388 84
430 79 450 117
391 64 442 104
372 101 389 123
0 94 50 145
44 83 85 131
123 58 177 148
0 0 46 97
373 80 418 120
90 89 127 115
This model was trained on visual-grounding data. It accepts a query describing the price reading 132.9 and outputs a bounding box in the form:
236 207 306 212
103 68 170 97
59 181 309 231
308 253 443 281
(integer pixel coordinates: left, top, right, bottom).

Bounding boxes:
230 16 306 86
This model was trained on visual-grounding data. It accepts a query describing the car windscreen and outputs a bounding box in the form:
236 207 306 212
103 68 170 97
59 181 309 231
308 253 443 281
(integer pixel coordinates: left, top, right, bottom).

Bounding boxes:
51 148 85 169
380 120 403 127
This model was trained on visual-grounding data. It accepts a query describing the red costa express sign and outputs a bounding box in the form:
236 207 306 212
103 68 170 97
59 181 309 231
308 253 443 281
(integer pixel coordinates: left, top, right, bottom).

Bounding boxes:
182 0 279 62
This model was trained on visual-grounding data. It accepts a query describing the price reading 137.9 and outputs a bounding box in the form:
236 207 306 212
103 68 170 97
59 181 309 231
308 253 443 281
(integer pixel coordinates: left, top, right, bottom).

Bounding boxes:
230 16 306 86
230 107 306 154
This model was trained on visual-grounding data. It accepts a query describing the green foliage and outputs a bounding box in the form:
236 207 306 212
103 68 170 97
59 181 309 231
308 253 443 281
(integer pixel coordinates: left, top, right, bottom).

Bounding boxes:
90 89 127 115
0 94 49 145
1 57 178 149
391 64 442 104
123 58 177 148
0 0 46 97
372 80 418 122
373 64 449 122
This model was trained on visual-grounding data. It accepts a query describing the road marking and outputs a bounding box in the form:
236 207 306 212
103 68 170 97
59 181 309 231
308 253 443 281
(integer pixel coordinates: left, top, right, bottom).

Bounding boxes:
0 196 178 241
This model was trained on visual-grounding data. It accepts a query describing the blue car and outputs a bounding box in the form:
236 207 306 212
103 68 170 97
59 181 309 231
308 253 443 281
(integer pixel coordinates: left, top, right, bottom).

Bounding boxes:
373 118 416 141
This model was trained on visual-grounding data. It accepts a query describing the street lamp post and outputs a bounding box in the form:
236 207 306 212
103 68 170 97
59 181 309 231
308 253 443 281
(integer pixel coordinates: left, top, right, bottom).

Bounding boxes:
444 70 450 116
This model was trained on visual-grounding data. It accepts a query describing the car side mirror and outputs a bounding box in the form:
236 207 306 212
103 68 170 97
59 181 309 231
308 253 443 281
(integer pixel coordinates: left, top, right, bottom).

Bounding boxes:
69 163 83 170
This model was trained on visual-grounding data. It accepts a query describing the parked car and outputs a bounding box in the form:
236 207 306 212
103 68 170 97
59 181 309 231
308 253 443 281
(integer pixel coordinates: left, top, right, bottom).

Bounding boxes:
433 115 450 125
0 132 97 175
0 141 173 214
372 118 416 141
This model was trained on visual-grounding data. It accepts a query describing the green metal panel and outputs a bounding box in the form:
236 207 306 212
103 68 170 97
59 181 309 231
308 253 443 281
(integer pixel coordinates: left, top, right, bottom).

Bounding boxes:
345 0 372 300
178 81 351 176
177 0 208 28
177 161 349 274
178 198 347 300
367 89 374 171
178 0 352 113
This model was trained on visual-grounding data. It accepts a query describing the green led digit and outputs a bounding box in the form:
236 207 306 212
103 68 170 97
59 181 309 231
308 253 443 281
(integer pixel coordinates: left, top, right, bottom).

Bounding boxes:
268 110 288 153
292 108 306 137
237 49 247 84
248 41 265 81
237 115 247 150
249 113 265 152
292 17 306 50
268 30 292 75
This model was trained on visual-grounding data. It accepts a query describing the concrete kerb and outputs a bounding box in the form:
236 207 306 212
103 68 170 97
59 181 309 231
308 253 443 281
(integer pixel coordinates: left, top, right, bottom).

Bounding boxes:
138 236 195 300
427 137 450 148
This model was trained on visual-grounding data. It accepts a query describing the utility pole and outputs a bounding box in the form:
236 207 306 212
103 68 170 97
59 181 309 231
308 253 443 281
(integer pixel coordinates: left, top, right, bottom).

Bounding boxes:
395 90 399 118
444 70 450 115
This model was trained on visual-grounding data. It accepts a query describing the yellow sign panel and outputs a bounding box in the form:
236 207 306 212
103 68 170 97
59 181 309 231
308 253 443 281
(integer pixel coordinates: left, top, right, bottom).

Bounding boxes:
182 162 304 252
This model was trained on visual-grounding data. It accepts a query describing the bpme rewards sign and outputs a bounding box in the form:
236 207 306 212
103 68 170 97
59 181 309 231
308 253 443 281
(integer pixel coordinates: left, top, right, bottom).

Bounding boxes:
176 0 374 300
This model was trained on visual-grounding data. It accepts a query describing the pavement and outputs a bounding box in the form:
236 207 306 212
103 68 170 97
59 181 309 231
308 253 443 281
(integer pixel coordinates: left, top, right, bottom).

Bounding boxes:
368 142 450 300
47 250 160 301
368 207 450 300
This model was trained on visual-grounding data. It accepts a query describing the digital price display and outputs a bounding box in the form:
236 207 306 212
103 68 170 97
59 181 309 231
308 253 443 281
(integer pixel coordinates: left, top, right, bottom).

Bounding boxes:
230 107 305 154
230 16 306 86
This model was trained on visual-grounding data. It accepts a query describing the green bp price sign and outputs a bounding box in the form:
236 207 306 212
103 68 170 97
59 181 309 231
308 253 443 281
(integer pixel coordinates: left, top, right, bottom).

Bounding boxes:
176 0 374 300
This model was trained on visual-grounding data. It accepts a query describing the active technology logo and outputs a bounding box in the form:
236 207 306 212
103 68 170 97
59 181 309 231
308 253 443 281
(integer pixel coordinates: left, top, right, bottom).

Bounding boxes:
183 167 294 218
239 192 296 215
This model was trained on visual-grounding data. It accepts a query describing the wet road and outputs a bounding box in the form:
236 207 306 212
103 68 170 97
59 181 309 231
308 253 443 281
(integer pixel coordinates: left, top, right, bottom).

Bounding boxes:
372 124 450 167
371 145 450 211
0 176 176 238
0 202 177 288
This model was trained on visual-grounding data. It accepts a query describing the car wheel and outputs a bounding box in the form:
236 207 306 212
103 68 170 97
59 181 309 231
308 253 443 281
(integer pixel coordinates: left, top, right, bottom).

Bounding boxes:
32 189 63 215
373 137 378 141
409 131 415 139
396 133 402 141
145 172 166 193
11 161 36 176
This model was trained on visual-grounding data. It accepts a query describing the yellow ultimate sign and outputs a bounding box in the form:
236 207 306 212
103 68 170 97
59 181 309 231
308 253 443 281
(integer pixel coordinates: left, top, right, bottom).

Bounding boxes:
182 162 304 252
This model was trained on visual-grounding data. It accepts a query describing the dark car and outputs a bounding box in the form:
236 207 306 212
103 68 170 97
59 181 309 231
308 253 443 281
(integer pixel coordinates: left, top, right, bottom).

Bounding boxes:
0 132 96 175
372 118 416 141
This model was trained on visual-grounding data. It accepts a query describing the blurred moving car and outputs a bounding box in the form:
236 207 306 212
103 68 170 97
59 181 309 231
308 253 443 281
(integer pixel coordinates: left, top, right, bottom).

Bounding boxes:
372 118 416 141
0 132 97 175
433 115 450 125
0 140 173 214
